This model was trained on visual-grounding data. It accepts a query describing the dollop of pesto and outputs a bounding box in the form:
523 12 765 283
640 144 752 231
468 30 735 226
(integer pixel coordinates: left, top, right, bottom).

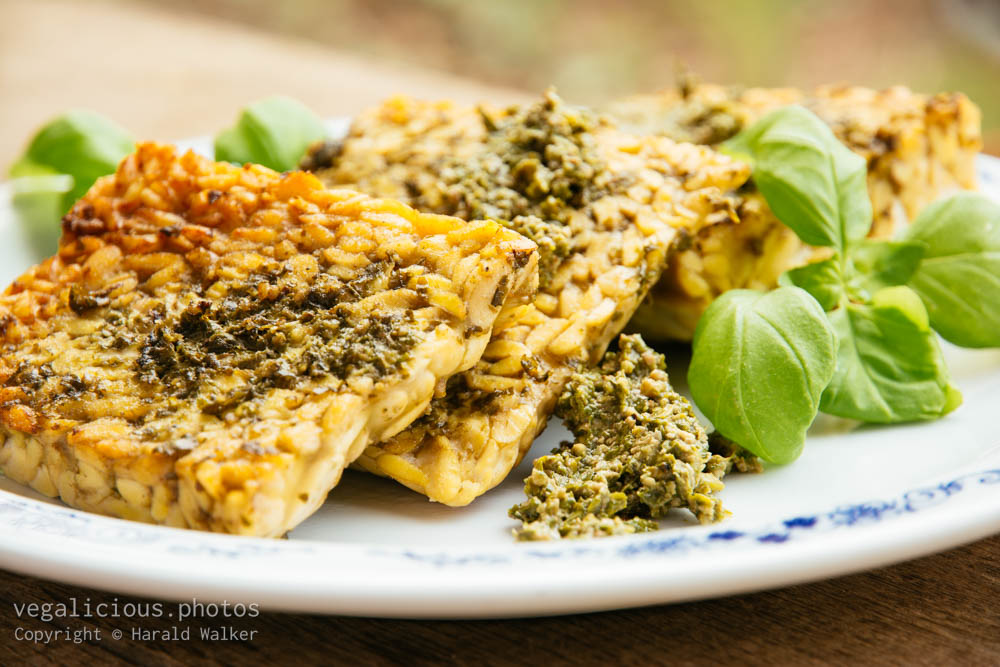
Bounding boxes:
510 334 756 540
441 90 614 286
708 431 764 476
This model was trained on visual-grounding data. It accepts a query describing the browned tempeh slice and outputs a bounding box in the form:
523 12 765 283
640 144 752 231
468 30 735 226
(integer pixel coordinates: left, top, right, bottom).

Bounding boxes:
0 143 537 536
309 92 750 505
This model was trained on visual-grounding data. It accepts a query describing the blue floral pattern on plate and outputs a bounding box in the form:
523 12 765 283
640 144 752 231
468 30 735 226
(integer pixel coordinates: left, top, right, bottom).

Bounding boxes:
0 468 996 567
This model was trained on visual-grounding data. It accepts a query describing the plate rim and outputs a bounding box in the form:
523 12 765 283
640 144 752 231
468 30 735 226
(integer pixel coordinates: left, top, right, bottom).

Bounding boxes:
0 464 997 617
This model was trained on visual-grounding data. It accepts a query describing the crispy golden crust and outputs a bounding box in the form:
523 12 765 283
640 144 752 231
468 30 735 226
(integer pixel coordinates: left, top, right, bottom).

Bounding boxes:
612 84 983 340
311 94 750 505
0 142 537 535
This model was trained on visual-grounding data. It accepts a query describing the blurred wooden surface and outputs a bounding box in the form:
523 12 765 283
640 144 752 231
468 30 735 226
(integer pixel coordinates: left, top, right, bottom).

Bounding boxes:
0 1 998 664
0 0 528 168
0 536 997 665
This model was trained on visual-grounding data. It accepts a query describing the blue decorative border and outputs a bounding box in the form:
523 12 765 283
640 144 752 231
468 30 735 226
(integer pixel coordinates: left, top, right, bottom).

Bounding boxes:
388 468 1000 566
0 468 996 568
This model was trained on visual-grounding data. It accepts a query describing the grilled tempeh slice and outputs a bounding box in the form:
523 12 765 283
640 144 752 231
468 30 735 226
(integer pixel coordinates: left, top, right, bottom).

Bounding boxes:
0 143 537 536
610 83 983 340
308 92 749 505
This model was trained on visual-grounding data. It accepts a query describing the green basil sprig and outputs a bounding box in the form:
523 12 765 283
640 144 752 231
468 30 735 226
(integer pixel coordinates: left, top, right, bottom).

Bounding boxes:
724 106 871 252
9 111 135 253
690 106 1000 461
820 286 960 423
845 240 926 300
214 96 327 172
903 193 1000 348
689 287 837 464
779 258 843 311
719 106 962 425
9 110 135 213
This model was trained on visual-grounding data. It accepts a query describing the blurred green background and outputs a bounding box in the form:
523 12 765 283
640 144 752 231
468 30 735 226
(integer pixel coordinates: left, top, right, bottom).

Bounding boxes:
136 0 1000 152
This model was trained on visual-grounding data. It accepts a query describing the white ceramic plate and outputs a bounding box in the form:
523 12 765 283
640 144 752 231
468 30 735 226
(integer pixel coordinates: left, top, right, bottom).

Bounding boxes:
0 133 998 618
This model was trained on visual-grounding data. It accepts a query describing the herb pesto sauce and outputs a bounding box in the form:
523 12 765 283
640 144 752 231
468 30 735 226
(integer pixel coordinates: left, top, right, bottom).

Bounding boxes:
442 91 619 286
510 334 758 540
37 258 424 433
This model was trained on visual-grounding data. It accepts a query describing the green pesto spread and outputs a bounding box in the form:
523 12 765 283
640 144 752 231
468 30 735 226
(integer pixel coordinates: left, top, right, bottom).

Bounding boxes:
441 90 616 286
510 334 758 541
48 258 423 428
707 431 764 476
614 79 745 146
134 261 420 415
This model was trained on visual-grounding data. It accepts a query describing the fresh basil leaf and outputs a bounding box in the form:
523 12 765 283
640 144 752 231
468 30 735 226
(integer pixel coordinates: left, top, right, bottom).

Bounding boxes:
214 97 326 172
721 110 784 164
8 159 61 179
903 193 1000 348
847 239 926 301
689 287 837 464
820 286 960 422
722 106 872 251
9 174 74 254
780 258 844 311
9 110 135 211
